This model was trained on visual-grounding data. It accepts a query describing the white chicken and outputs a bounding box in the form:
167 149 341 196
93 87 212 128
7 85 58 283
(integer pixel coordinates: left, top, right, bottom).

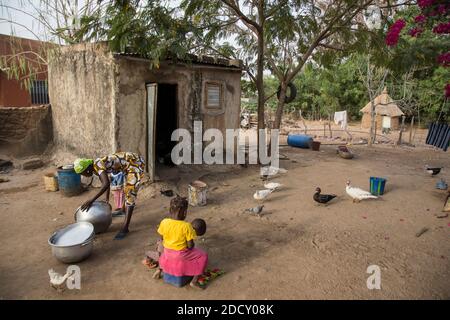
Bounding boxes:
345 180 378 203
264 182 282 190
253 189 273 201
48 268 73 291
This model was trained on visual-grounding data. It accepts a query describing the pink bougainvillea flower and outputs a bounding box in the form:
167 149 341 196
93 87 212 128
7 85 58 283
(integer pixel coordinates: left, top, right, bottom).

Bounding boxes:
437 52 450 67
385 19 406 46
418 0 435 9
409 27 423 37
437 4 447 15
433 22 450 34
414 15 427 24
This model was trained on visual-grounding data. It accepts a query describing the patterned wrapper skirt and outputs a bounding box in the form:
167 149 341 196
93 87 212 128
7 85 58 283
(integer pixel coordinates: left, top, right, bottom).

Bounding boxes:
159 247 208 277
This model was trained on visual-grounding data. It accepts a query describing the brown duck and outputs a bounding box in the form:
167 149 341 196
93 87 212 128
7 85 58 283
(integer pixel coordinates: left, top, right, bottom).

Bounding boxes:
313 187 337 204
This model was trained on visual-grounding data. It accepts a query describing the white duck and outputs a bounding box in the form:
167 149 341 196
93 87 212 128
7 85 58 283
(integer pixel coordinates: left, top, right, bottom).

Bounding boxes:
253 189 273 201
264 182 282 190
345 180 378 203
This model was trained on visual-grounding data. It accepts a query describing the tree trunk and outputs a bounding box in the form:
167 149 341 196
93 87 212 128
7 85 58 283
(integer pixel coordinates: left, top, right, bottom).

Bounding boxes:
368 96 376 146
273 82 287 130
256 4 265 164
299 110 307 134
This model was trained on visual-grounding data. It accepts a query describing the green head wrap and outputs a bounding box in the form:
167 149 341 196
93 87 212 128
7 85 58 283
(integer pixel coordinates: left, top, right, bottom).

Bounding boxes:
74 158 94 174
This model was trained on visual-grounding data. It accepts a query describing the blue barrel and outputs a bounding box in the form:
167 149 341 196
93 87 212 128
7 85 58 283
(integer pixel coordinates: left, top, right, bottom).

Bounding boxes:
287 134 313 149
370 177 387 196
57 167 82 196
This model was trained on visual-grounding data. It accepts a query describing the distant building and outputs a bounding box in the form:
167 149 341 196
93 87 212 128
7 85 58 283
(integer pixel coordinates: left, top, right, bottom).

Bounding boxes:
0 34 50 107
360 88 404 131
0 35 53 157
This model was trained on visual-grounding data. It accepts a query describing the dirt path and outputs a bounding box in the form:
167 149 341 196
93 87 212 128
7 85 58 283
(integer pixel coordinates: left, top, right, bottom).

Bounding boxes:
0 145 449 299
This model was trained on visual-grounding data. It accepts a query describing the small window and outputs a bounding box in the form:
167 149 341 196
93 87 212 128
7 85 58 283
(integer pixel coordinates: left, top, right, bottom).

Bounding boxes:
30 80 49 104
205 82 221 109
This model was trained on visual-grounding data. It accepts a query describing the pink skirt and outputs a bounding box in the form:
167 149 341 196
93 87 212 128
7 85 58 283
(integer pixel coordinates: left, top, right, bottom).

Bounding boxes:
159 247 208 277
112 189 124 210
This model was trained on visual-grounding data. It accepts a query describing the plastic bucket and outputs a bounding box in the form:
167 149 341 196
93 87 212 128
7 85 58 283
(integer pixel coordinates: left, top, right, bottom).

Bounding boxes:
188 180 208 206
287 134 313 149
43 173 59 191
370 177 387 196
57 167 82 196
311 141 321 151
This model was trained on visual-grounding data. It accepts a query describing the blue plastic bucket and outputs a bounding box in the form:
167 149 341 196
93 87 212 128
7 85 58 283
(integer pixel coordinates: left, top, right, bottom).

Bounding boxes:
287 134 313 149
370 177 387 196
57 167 82 196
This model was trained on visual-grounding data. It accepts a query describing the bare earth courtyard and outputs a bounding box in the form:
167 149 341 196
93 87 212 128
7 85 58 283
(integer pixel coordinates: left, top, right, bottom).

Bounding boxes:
0 144 449 299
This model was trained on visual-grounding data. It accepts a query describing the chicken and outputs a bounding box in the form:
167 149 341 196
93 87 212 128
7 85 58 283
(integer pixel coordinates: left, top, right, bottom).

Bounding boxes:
264 182 282 190
345 180 378 203
425 165 442 176
253 189 273 201
48 268 73 291
313 187 337 204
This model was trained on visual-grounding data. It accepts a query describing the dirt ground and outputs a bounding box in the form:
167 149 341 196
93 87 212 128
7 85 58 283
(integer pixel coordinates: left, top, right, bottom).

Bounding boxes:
0 143 449 299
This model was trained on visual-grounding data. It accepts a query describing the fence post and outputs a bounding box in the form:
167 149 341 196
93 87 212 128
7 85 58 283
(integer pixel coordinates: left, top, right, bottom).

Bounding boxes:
409 116 415 144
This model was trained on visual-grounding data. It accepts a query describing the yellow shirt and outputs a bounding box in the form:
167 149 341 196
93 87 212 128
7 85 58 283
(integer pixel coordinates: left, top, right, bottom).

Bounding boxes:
157 218 196 251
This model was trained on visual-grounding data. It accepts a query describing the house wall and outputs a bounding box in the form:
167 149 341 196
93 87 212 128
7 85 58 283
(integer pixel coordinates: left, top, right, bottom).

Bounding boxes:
115 56 242 159
48 44 242 162
0 105 52 156
0 72 32 107
0 34 49 108
361 113 400 130
48 44 118 158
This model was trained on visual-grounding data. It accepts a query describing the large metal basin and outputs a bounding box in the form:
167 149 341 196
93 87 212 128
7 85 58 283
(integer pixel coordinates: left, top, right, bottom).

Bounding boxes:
74 200 112 234
48 222 95 263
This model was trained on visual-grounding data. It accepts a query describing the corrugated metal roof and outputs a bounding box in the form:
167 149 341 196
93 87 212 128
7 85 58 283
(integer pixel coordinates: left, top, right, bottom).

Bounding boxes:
115 52 243 69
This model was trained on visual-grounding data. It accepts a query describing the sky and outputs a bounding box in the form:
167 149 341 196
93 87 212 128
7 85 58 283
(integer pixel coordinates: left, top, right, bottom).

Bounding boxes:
0 0 185 41
0 0 48 40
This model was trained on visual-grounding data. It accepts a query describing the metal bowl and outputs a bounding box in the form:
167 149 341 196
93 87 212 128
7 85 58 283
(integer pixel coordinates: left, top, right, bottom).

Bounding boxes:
48 222 95 263
74 200 112 234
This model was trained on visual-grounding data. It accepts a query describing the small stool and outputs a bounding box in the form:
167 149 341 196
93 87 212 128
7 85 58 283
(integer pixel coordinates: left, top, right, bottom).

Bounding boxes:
163 272 193 288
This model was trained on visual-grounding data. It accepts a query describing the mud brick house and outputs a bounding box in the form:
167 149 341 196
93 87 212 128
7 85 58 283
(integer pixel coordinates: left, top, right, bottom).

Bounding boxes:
0 35 52 156
48 43 243 180
360 87 404 131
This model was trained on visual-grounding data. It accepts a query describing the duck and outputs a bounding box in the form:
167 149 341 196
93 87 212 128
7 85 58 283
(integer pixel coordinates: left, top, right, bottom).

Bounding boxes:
313 187 337 204
345 180 378 203
260 166 287 178
425 165 442 176
264 182 282 190
253 189 273 201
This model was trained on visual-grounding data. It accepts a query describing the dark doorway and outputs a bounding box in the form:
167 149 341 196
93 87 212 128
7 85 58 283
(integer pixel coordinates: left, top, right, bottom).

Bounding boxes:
155 83 177 166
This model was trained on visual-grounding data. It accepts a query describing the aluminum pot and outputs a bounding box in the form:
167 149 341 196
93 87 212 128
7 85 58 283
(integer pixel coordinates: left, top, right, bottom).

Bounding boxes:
74 200 112 234
48 222 95 263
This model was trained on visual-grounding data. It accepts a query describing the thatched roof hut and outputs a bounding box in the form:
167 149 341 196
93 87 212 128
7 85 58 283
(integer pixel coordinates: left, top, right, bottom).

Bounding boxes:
360 88 404 130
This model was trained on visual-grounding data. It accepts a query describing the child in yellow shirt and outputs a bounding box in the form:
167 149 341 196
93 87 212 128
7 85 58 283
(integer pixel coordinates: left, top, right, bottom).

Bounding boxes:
155 196 208 289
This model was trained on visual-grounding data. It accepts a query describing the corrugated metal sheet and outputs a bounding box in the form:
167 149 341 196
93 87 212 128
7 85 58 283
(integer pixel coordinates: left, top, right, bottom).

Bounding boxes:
426 122 450 152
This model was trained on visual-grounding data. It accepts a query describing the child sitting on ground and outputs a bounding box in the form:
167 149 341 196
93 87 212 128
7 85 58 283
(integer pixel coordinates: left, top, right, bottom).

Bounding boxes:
149 196 208 289
144 218 207 269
